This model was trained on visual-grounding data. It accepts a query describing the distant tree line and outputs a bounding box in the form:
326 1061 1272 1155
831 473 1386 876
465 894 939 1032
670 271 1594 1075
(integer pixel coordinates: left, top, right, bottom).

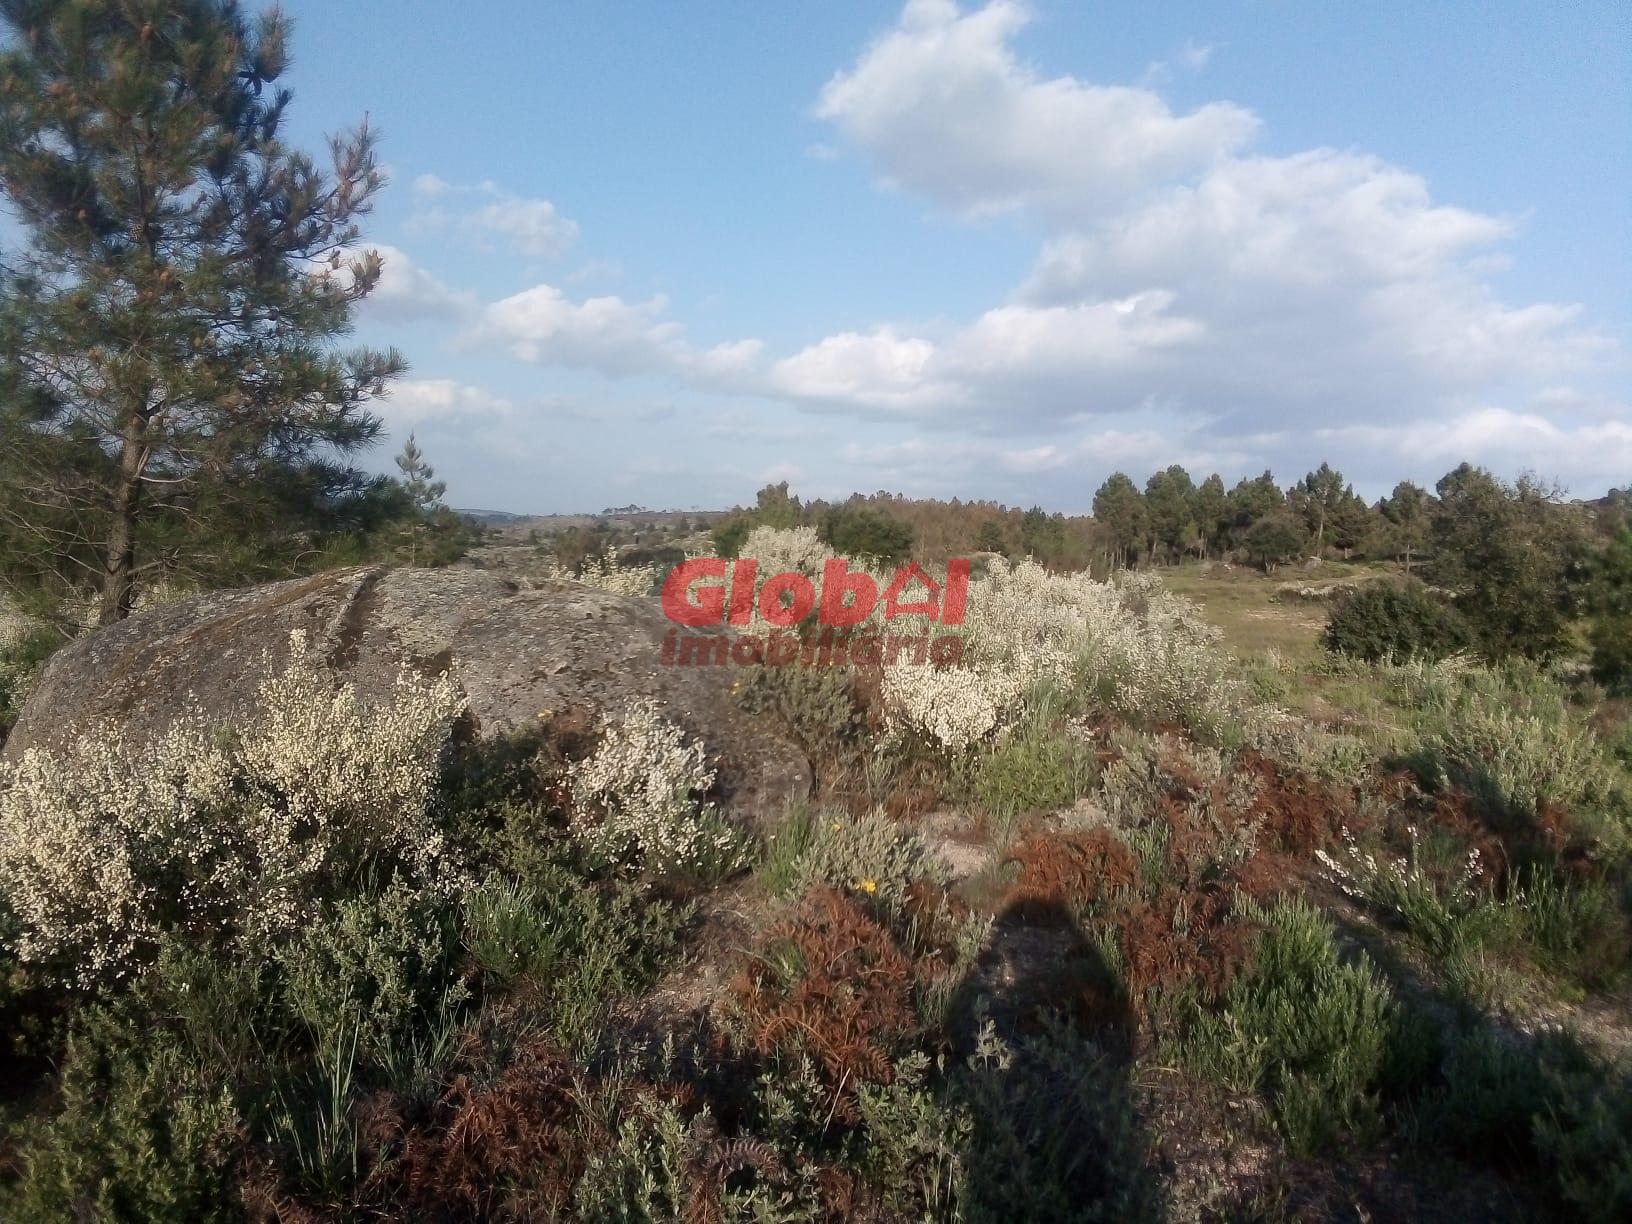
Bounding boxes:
717 464 1632 683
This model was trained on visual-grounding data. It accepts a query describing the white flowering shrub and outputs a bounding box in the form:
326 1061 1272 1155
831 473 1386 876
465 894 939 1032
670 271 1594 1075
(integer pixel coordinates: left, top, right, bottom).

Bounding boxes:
0 633 467 987
568 698 751 879
546 545 660 598
1317 826 1484 954
882 558 1245 753
739 524 828 577
881 662 1025 754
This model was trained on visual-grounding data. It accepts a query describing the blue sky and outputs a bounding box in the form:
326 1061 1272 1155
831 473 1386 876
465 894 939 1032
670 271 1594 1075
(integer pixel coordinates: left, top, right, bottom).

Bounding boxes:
277 0 1629 513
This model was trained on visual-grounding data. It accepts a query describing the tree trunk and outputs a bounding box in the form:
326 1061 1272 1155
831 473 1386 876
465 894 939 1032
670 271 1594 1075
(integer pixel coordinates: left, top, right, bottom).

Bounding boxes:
98 411 147 626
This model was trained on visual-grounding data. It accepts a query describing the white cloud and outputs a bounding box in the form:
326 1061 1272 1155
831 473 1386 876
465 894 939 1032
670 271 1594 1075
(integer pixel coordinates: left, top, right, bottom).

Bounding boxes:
1315 405 1632 483
470 195 580 258
770 328 957 412
1179 41 1215 71
472 283 763 383
816 0 1256 220
377 378 514 428
791 1 1620 451
408 178 580 259
768 292 1203 419
362 244 475 321
1141 39 1217 87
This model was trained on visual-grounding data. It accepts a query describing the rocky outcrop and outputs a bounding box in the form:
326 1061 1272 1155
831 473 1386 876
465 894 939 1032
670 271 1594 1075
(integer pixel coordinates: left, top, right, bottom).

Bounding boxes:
4 566 810 818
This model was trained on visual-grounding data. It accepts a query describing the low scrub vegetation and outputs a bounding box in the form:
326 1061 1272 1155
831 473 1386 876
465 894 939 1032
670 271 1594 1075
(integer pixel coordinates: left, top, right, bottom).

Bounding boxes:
3 533 1631 1221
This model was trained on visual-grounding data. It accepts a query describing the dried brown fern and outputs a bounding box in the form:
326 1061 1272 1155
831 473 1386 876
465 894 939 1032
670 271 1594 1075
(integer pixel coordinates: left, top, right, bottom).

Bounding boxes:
732 886 918 1125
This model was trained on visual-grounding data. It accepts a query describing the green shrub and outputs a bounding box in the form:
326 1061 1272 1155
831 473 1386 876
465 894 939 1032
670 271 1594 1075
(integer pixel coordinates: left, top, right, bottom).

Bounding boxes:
1505 868 1631 988
974 722 1099 834
571 1096 694 1221
734 662 865 762
763 806 946 908
463 865 688 1052
1407 1023 1569 1161
463 878 576 989
759 802 820 899
952 1018 1157 1222
1180 898 1397 1154
1409 663 1612 818
1409 1022 1632 1219
1534 1059 1632 1222
154 939 279 1082
279 882 464 1066
1322 581 1471 663
856 1052 970 1219
2 1009 239 1223
1590 613 1632 696
712 517 751 558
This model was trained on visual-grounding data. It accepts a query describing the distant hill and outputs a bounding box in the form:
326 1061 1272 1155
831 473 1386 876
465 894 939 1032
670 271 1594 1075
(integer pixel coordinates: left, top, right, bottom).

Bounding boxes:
454 508 535 525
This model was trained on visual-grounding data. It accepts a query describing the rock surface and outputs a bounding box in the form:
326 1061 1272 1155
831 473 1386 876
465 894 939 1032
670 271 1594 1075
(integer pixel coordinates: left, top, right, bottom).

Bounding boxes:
4 566 810 818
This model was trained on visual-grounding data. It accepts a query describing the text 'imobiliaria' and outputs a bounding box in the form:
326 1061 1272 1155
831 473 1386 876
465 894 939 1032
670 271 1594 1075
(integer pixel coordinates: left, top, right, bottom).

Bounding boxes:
658 557 971 667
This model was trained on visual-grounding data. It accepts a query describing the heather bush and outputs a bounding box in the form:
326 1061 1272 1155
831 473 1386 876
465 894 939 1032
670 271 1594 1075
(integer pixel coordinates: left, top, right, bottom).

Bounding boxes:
1242 708 1371 785
974 719 1099 834
764 805 948 908
1412 670 1611 817
1 1008 238 1222
545 543 660 597
568 698 751 881
1322 581 1471 663
279 881 465 1066
1180 897 1397 1154
734 661 865 762
0 634 467 987
464 867 688 1050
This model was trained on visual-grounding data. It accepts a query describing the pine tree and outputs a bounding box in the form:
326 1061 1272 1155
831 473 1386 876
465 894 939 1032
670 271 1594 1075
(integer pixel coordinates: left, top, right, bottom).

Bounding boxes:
975 519 1007 555
1194 473 1228 558
1144 464 1198 563
0 0 403 623
1288 463 1352 553
1226 471 1285 545
394 433 445 565
1092 473 1146 569
754 481 801 529
1379 481 1431 573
